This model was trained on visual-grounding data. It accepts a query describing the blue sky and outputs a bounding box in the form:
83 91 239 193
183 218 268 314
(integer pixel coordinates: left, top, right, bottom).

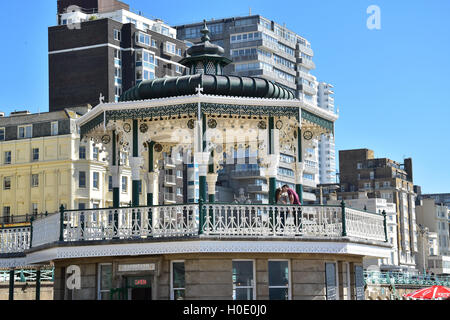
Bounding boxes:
0 0 449 193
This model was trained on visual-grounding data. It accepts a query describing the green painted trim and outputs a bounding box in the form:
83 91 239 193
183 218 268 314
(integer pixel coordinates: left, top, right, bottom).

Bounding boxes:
59 205 65 242
269 177 276 205
132 181 140 207
199 176 207 203
341 201 347 237
133 120 138 157
35 269 41 301
208 194 215 203
147 193 153 207
296 184 303 204
9 269 14 301
202 113 207 152
112 130 117 165
268 117 274 155
298 128 302 162
302 109 334 133
113 188 120 209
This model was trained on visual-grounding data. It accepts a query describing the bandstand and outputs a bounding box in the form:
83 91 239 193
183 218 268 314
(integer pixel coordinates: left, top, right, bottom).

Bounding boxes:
0 22 391 300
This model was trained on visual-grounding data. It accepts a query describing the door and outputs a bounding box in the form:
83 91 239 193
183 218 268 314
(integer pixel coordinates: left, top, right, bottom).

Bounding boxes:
131 288 152 300
126 276 152 301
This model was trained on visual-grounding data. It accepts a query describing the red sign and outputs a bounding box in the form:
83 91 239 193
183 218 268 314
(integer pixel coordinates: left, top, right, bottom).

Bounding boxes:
134 279 147 286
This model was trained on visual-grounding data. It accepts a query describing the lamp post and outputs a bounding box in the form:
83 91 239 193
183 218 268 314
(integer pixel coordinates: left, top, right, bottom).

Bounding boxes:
418 224 429 275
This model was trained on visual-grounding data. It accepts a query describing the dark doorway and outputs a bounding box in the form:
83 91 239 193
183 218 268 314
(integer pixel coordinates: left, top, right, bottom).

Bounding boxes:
131 288 152 300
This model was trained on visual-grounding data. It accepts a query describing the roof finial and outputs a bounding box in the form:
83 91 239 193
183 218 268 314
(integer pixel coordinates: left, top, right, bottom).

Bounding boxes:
201 19 210 42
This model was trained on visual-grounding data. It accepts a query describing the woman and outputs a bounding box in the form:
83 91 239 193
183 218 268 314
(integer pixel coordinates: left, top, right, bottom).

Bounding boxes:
275 188 288 204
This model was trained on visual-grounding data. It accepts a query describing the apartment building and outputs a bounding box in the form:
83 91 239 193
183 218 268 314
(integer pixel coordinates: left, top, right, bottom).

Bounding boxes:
338 149 418 272
416 198 450 275
49 0 188 111
317 82 337 184
176 16 322 202
0 108 138 224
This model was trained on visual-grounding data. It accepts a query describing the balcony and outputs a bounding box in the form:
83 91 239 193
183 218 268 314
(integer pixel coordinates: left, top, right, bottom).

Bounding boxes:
164 193 176 203
164 158 176 168
231 169 265 179
164 175 176 186
297 57 316 70
298 84 316 96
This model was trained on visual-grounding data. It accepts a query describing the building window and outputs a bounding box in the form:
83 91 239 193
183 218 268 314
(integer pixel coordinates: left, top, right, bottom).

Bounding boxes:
3 177 11 190
325 262 339 300
51 121 58 136
3 207 11 221
0 128 4 141
165 42 176 55
114 29 121 41
357 163 362 169
268 260 290 300
170 261 185 300
122 176 128 193
32 148 39 162
32 203 38 215
151 39 157 47
4 151 11 164
93 172 99 189
79 171 86 188
31 174 39 187
18 125 32 139
232 260 255 300
98 264 112 300
93 147 99 161
177 188 182 196
79 146 86 160
108 176 113 192
137 32 150 46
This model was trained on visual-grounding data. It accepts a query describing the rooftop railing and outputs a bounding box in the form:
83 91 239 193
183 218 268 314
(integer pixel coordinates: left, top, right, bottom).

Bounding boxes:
364 271 450 287
0 202 388 254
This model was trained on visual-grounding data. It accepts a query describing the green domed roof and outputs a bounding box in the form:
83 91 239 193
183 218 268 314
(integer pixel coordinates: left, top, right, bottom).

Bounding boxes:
120 20 295 102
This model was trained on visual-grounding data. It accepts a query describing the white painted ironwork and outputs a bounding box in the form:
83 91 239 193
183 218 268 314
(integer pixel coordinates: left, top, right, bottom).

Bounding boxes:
0 227 30 254
345 208 385 242
62 205 198 242
32 213 60 248
203 204 343 238
4 204 386 253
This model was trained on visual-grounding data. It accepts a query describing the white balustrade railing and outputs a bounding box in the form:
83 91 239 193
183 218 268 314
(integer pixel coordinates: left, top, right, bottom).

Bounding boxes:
0 227 31 254
345 208 386 242
32 213 60 248
202 204 343 238
63 205 199 242
2 204 386 252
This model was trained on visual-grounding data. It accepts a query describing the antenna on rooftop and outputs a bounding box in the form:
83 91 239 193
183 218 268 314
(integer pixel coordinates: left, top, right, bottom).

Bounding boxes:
249 7 252 16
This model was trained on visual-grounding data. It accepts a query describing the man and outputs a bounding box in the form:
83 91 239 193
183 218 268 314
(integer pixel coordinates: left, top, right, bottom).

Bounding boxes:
281 185 301 205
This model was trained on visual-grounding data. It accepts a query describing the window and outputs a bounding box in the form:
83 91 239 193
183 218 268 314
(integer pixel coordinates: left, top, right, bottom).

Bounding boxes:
122 176 128 193
3 207 11 221
137 32 150 46
151 39 157 47
93 147 99 161
232 260 255 300
268 260 290 300
165 42 176 55
370 171 375 180
357 163 362 169
177 188 182 196
32 148 39 162
108 176 113 192
18 125 32 139
325 262 339 300
51 121 58 136
3 177 11 190
32 203 38 215
79 146 86 159
114 29 121 41
0 128 4 141
98 264 112 300
31 174 39 187
93 172 99 189
177 170 183 178
79 171 86 188
170 261 185 300
4 151 11 164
